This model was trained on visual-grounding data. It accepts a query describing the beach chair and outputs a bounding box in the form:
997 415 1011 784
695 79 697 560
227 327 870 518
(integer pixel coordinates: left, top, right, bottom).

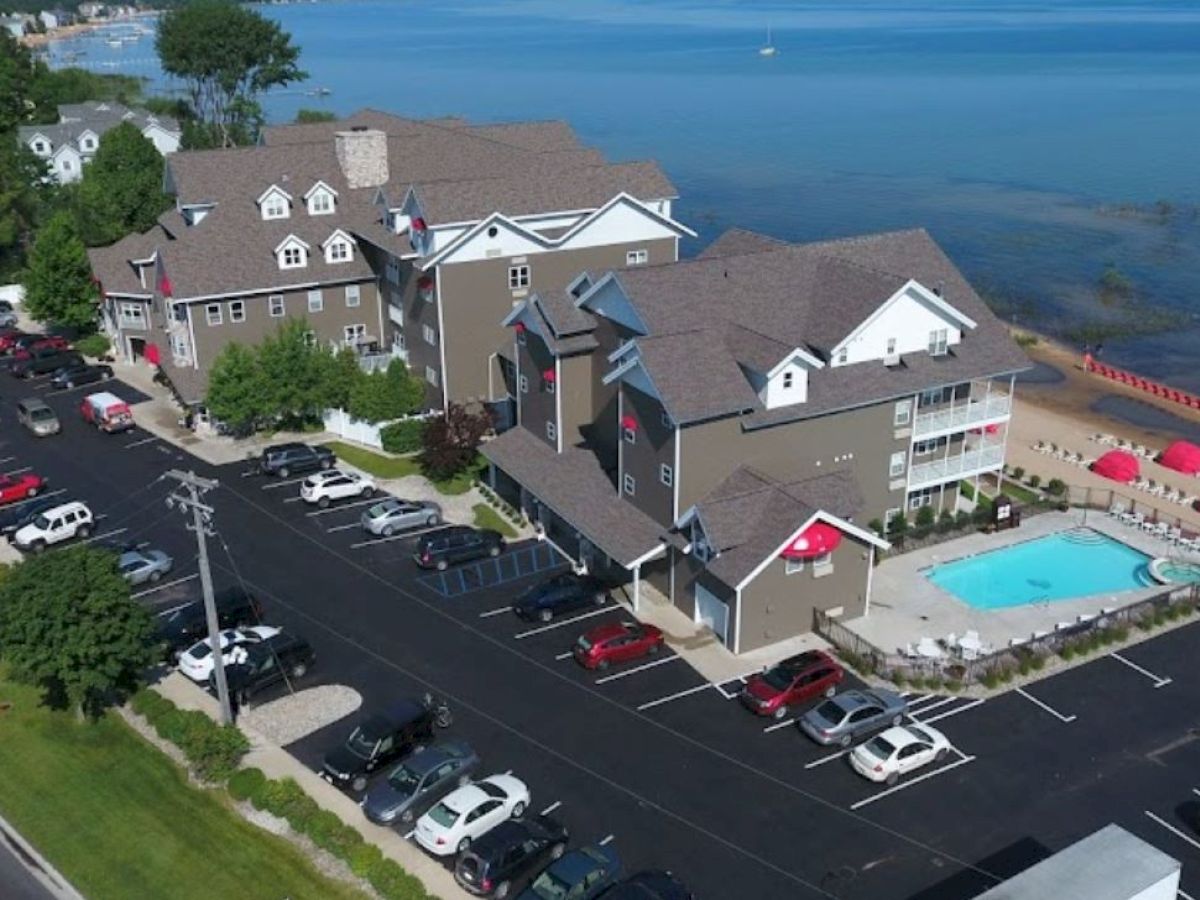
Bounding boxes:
1140 516 1159 533
1097 433 1116 446
1129 512 1146 528
1167 526 1183 544
1107 502 1125 518
1080 457 1095 468
1165 488 1181 503
1133 478 1151 492
1119 509 1138 525
1150 521 1169 540
1032 440 1046 452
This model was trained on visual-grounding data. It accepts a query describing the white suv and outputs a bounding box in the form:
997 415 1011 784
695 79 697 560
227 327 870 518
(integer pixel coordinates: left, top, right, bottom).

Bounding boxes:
14 501 94 553
299 469 376 508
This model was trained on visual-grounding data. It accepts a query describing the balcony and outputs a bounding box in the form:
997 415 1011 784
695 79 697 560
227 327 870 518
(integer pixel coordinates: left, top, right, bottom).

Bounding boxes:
908 443 1005 490
913 391 1011 439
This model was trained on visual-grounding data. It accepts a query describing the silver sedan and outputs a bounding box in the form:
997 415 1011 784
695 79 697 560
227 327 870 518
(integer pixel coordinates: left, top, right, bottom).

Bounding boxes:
360 498 442 537
118 549 174 586
798 688 908 747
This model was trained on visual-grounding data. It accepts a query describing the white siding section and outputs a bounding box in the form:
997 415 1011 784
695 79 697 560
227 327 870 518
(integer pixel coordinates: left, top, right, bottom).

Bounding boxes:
834 286 962 366
51 146 83 183
762 362 808 408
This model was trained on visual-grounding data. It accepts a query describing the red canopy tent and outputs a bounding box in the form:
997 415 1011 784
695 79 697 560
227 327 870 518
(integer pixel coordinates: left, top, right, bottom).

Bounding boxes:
781 521 842 560
1091 449 1140 483
1159 440 1200 476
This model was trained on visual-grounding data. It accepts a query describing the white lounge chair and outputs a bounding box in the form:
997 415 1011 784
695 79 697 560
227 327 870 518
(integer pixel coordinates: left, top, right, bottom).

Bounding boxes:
1032 440 1047 452
1080 457 1096 468
1141 517 1159 533
1167 526 1183 544
1129 512 1146 528
1133 478 1151 491
1150 521 1169 539
1108 503 1125 518
1165 489 1182 503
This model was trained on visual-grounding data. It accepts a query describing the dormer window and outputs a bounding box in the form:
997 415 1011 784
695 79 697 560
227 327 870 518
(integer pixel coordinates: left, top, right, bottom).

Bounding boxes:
782 371 794 390
304 181 338 216
321 229 354 265
32 140 47 155
928 328 949 356
258 185 292 221
275 235 310 270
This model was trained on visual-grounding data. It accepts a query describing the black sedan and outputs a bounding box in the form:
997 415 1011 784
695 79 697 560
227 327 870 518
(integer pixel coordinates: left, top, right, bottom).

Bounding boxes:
512 572 610 623
600 870 694 899
49 362 113 390
455 815 569 897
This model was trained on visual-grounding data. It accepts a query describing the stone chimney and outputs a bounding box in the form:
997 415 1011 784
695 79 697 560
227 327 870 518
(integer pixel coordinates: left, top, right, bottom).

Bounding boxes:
335 127 389 189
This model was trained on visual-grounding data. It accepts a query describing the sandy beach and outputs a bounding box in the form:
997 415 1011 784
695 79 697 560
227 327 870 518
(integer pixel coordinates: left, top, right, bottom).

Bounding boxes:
20 12 155 48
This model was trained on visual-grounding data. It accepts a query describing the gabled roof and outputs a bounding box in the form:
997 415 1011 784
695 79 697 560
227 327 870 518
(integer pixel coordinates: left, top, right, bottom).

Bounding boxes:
631 330 762 424
698 228 787 259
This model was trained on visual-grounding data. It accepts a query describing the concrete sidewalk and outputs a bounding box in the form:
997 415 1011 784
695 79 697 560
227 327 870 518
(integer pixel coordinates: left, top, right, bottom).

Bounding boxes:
0 812 85 900
152 672 466 900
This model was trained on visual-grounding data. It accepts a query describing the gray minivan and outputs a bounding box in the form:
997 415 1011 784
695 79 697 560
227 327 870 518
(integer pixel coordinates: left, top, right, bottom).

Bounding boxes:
16 397 60 436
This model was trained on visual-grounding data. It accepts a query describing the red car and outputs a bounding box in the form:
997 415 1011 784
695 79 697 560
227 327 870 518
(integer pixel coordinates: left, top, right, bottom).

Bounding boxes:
739 650 844 719
0 330 27 354
10 334 70 361
573 621 665 670
0 472 46 505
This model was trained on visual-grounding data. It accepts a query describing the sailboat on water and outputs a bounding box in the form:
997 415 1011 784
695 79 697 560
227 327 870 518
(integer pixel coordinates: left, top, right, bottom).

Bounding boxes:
759 25 777 57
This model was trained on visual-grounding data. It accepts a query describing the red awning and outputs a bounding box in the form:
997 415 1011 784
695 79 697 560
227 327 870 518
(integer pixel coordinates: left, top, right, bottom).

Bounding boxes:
144 343 161 366
542 369 555 383
620 414 638 431
781 521 842 560
411 216 427 231
416 275 434 291
1159 440 1200 476
1091 449 1140 483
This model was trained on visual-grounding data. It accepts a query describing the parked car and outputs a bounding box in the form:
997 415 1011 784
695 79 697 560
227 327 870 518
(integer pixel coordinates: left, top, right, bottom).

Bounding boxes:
0 330 28 354
0 497 58 539
739 650 844 720
300 469 376 508
213 632 315 708
361 498 442 537
154 587 264 662
573 621 664 670
49 362 112 390
321 697 448 792
849 723 952 785
15 397 60 436
176 625 282 682
10 347 80 379
599 871 693 900
513 573 609 623
798 688 908 747
517 846 622 900
12 500 93 552
80 391 133 433
455 815 569 898
414 774 531 857
0 472 46 506
362 741 481 827
258 442 335 478
117 548 174 585
414 526 505 571
0 308 16 329
9 333 70 358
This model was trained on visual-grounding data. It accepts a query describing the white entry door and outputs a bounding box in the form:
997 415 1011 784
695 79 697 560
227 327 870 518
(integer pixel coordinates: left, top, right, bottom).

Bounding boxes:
694 583 730 645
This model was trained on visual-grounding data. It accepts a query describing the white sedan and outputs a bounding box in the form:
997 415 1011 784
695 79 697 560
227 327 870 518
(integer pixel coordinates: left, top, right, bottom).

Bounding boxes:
413 774 530 856
176 626 282 682
849 722 952 785
300 469 376 508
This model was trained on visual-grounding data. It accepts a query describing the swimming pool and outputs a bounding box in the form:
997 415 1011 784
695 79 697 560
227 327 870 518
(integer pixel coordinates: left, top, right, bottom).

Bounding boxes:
927 529 1155 610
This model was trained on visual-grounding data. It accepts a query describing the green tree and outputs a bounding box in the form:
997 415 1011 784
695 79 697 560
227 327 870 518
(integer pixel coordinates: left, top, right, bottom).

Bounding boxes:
0 546 154 718
156 0 306 147
294 108 336 124
419 403 492 481
22 211 97 328
317 346 364 411
77 122 171 245
348 360 423 423
258 318 326 423
0 30 41 132
205 342 270 431
0 142 46 279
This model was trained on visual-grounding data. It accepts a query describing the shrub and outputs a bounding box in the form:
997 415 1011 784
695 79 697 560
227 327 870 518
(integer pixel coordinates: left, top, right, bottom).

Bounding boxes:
75 332 112 358
1059 643 1076 660
887 512 907 536
251 776 291 812
1029 652 1046 670
955 510 971 529
1046 478 1066 496
348 843 384 879
996 667 1014 684
924 675 944 692
1028 474 1042 488
1012 466 1025 481
369 856 428 900
275 779 319 831
304 810 363 859
945 680 963 692
130 688 171 719
867 518 884 537
889 671 906 688
152 707 192 746
379 419 426 455
936 510 955 534
915 506 936 528
980 671 1000 689
1018 656 1033 676
227 767 266 802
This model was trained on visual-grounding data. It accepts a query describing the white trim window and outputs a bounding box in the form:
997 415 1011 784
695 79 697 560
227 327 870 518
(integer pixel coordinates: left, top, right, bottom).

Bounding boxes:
326 240 351 264
545 375 555 395
884 507 904 534
889 450 907 478
303 330 317 348
33 140 47 154
344 324 366 346
518 374 528 393
909 490 935 511
422 324 436 346
546 420 557 442
893 399 912 426
307 290 323 313
659 464 673 487
508 265 530 290
117 302 146 329
920 386 953 407
622 473 636 496
345 284 361 308
228 300 245 323
516 328 527 346
262 191 289 220
836 347 848 365
626 249 648 266
386 257 401 284
425 366 439 386
913 437 945 456
308 189 334 216
928 327 949 356
782 371 794 389
280 245 305 269
812 552 834 576
269 295 285 318
623 425 636 444
785 557 805 575
169 333 189 361
205 303 222 326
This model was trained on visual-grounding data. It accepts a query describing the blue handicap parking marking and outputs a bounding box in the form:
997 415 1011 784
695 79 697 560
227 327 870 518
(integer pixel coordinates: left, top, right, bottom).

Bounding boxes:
417 543 565 598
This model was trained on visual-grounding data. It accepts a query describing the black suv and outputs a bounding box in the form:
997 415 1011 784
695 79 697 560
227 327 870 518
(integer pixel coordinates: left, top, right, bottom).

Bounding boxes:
153 587 264 662
414 526 505 570
455 816 569 898
0 497 58 540
215 632 314 708
11 348 82 379
513 572 609 623
599 871 694 900
321 697 447 792
259 442 335 478
49 362 112 390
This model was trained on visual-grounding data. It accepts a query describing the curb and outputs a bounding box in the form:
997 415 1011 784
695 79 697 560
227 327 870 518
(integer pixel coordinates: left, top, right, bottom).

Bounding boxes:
0 812 86 900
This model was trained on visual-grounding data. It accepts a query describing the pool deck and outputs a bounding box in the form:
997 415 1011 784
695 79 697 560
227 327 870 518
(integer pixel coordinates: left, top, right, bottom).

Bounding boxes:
845 511 1200 656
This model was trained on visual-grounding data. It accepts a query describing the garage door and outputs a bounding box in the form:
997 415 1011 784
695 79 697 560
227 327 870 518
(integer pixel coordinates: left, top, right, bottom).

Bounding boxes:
694 583 730 646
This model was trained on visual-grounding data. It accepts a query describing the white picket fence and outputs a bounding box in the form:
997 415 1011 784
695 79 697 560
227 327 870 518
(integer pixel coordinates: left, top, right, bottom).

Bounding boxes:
322 408 433 450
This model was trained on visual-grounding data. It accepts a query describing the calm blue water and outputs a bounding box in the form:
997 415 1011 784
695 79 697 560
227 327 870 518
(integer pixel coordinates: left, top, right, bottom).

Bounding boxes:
927 529 1153 608
46 1 1200 387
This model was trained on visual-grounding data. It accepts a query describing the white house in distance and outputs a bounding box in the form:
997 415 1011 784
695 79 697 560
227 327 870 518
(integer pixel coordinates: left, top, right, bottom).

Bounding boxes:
18 101 181 184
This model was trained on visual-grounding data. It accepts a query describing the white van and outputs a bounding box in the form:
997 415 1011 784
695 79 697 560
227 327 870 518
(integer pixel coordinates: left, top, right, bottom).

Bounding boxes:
13 501 94 553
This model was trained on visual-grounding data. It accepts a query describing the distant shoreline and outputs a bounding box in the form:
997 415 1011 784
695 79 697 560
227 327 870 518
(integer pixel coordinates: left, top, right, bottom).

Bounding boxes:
20 11 156 49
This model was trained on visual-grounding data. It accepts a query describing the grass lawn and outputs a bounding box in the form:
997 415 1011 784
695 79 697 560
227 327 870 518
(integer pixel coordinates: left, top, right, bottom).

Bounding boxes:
0 678 366 900
324 441 483 495
472 503 517 538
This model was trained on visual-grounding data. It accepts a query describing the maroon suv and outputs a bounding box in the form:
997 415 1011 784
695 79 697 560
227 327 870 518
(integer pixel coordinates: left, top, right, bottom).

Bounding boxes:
739 650 844 720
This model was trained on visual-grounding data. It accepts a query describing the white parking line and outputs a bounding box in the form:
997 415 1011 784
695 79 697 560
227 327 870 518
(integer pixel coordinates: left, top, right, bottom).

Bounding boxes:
479 606 513 619
905 693 942 708
919 698 987 725
763 718 796 734
594 654 682 685
0 456 14 465
122 436 158 450
261 476 310 490
403 828 415 840
1145 810 1200 852
598 834 615 846
805 749 850 770
325 521 362 533
1110 652 1172 688
282 496 303 504
305 495 384 517
78 527 128 545
131 573 199 599
1192 788 1200 799
850 755 977 810
4 488 66 508
908 696 959 718
554 651 574 661
2 466 31 476
349 524 443 550
713 671 765 700
1015 687 1075 723
540 801 562 816
1179 889 1196 900
636 682 712 711
513 606 618 640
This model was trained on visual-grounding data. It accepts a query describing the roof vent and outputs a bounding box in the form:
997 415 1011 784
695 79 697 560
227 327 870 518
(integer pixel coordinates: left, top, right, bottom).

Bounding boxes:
883 352 901 367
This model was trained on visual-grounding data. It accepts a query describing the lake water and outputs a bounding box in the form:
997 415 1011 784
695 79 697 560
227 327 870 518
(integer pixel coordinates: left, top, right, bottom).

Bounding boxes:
48 0 1200 388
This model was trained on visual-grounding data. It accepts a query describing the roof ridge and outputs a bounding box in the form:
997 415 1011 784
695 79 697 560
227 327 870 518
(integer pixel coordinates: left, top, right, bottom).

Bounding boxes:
410 158 659 190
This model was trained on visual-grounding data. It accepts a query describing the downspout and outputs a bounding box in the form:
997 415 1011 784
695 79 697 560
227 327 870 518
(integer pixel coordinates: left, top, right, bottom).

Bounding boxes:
864 544 876 617
434 264 449 412
555 355 563 454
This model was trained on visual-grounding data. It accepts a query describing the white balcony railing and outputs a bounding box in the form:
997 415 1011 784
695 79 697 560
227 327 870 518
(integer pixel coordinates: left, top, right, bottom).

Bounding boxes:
908 443 1005 490
913 391 1011 438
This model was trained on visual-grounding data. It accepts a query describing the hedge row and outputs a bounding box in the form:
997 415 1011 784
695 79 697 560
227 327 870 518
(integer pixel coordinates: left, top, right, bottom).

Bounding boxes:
380 419 426 455
129 689 249 782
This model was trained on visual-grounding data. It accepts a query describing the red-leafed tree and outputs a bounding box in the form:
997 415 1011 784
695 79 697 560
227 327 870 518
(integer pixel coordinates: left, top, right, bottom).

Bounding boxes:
419 403 491 481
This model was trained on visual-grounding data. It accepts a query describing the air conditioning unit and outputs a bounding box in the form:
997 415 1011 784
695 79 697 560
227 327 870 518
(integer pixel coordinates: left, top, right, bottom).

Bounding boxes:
884 352 901 367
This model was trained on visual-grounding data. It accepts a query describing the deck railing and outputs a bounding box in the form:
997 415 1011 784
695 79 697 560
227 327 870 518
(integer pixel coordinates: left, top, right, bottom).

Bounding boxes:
913 391 1011 438
909 443 1005 489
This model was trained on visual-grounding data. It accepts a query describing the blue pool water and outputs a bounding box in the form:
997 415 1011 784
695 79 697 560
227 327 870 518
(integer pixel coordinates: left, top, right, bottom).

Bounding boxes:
927 530 1154 610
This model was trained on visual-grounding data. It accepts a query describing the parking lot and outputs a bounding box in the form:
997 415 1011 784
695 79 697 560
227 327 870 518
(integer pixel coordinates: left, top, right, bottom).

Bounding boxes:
6 366 1200 899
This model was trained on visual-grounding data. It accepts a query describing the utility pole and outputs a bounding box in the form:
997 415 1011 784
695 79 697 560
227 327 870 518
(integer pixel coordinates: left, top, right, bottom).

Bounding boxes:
164 470 232 724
